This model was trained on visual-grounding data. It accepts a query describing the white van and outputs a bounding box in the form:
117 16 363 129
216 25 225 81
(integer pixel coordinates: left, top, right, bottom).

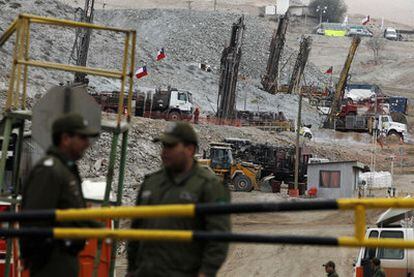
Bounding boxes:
353 208 414 276
384 28 399 41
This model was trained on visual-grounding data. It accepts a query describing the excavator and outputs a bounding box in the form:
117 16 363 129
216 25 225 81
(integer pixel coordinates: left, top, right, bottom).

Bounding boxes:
324 36 361 128
198 143 262 192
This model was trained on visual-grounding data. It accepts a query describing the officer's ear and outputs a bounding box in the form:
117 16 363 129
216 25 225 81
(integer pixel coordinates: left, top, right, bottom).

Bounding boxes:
184 143 197 157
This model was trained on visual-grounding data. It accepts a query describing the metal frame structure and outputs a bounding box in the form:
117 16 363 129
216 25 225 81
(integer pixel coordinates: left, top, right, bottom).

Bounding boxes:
0 14 137 277
0 198 413 249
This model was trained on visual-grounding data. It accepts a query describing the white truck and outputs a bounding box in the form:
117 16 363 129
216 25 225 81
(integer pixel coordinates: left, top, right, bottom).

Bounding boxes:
353 207 414 277
135 87 194 121
335 114 408 141
384 28 399 41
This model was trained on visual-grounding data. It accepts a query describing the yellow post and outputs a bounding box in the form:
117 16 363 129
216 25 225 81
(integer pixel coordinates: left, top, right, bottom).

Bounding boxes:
14 17 28 108
22 18 31 109
117 32 130 125
6 19 21 110
354 205 366 241
127 31 136 122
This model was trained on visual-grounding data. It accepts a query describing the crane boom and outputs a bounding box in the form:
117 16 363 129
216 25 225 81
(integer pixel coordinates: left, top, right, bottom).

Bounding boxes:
326 36 361 127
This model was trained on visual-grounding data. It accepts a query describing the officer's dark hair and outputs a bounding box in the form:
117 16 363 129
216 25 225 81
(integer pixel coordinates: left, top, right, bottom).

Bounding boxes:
52 131 75 146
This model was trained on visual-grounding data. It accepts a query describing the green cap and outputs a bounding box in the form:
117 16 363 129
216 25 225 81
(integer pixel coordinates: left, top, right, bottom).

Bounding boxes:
154 122 198 146
52 113 99 137
323 261 335 268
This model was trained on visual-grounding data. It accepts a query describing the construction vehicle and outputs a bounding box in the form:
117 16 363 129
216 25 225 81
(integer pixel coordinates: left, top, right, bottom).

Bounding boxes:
223 139 312 193
90 91 134 114
324 36 361 128
335 114 408 140
135 87 194 121
199 143 261 192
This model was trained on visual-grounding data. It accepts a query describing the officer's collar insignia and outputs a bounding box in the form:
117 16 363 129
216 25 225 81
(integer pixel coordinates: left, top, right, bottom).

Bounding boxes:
43 158 54 167
179 191 196 202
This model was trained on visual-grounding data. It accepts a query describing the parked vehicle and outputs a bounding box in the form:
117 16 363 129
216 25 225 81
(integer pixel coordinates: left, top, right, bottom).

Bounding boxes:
335 114 408 141
384 28 399 40
135 87 194 121
353 207 414 277
198 143 262 192
347 27 373 37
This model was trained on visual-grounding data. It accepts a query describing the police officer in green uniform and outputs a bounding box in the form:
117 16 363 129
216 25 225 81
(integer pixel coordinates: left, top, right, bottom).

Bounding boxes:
323 261 339 277
127 122 231 277
21 113 101 277
372 258 386 277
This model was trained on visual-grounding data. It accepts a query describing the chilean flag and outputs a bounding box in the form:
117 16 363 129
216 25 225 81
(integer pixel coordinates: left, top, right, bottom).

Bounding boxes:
156 48 166 61
362 15 370 25
135 66 148 79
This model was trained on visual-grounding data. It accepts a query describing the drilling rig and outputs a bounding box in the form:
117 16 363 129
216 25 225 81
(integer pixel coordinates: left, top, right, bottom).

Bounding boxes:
69 0 95 84
287 36 312 94
216 16 245 121
324 36 361 128
261 12 289 94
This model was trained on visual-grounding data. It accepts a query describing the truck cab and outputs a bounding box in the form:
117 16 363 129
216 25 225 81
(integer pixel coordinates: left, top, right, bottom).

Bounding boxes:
354 208 414 277
377 115 408 141
168 89 194 120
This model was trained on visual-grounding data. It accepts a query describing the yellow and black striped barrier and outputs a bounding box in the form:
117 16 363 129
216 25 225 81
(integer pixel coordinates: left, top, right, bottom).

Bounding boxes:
1 198 414 249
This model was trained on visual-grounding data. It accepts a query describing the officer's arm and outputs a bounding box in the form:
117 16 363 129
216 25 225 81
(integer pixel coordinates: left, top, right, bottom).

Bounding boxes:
22 165 61 211
200 177 231 277
127 182 146 274
22 165 61 228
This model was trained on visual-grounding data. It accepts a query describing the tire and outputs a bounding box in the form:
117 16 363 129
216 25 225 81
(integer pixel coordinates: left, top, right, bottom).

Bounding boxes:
168 111 181 121
387 130 402 139
304 133 312 140
232 174 253 192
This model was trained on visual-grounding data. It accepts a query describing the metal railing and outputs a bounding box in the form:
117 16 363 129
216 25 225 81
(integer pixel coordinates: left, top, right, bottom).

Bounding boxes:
1 198 414 248
0 13 136 124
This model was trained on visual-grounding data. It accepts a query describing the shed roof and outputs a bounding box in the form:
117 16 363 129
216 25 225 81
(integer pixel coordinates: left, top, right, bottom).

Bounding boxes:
307 160 365 170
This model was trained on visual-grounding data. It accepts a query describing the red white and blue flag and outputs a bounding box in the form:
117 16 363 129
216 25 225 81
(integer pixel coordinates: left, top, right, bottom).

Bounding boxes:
156 48 166 61
135 66 148 79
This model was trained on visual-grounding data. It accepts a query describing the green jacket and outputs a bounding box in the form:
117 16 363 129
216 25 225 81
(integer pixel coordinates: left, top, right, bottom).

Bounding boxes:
328 272 339 277
373 267 386 277
21 147 99 266
127 163 231 277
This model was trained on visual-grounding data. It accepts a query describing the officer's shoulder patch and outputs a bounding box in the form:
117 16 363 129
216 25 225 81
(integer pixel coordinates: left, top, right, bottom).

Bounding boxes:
43 158 54 167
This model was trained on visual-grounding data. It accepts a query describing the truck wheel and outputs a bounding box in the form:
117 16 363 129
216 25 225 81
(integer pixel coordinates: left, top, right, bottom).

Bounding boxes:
304 133 312 140
232 174 253 192
387 130 402 139
168 111 181 121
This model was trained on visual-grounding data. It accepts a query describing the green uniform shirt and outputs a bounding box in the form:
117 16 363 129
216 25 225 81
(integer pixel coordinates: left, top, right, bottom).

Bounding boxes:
127 162 231 277
328 272 339 277
373 267 386 277
20 146 99 273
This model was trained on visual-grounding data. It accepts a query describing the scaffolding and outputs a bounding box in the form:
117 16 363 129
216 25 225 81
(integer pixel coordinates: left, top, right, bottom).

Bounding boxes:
0 13 136 277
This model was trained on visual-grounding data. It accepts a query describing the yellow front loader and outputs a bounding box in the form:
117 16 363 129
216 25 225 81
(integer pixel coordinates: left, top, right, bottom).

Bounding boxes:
199 144 261 192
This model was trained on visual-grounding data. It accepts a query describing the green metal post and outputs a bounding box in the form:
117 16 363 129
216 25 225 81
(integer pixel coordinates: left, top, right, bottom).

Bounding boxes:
11 121 24 195
92 131 120 277
109 130 128 277
4 120 24 277
0 117 13 194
